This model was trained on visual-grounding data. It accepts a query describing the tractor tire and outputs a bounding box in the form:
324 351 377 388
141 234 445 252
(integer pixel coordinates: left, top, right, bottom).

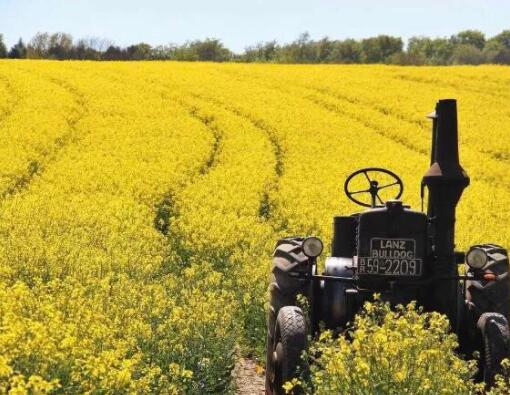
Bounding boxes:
266 238 311 393
478 313 510 386
267 306 308 395
466 244 509 320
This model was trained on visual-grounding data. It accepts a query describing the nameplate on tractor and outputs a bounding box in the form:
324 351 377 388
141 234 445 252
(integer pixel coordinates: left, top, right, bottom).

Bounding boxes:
358 238 422 276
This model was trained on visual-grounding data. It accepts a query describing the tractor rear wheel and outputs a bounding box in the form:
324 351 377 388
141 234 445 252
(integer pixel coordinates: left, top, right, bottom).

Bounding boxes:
478 313 510 386
267 306 308 395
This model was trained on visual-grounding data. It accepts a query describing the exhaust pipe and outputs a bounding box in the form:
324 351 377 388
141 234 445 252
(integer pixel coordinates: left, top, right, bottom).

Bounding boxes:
422 99 470 318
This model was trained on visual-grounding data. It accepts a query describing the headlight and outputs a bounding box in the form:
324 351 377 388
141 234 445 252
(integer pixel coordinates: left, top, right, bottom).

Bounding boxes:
466 247 488 270
302 237 323 258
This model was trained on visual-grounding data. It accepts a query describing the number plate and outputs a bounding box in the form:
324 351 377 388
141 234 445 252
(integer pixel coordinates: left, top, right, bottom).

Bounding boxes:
358 238 422 276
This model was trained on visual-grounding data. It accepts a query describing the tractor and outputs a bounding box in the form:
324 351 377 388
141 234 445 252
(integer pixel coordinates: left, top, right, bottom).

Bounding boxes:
265 99 510 394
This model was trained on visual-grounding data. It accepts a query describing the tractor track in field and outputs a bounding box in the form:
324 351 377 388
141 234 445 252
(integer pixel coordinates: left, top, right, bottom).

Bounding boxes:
221 68 425 160
310 71 510 165
140 71 283 234
302 81 510 167
217 67 510 166
106 72 228 270
390 72 510 100
0 72 89 202
384 73 510 164
178 93 272 394
0 73 21 127
216 68 429 155
304 84 426 128
186 106 223 176
190 93 284 177
154 89 283 260
187 92 284 226
215 68 510 191
303 93 428 156
299 88 510 190
152 93 225 267
162 92 224 179
151 74 284 229
213 67 431 168
150 89 276 393
306 92 510 193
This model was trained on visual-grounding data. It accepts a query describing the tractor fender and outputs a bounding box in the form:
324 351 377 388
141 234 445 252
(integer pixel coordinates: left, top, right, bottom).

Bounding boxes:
272 237 310 297
466 244 509 320
267 237 311 392
322 257 354 329
268 238 311 351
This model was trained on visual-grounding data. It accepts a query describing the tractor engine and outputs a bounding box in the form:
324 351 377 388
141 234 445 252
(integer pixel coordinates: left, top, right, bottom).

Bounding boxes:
323 203 428 328
355 201 427 280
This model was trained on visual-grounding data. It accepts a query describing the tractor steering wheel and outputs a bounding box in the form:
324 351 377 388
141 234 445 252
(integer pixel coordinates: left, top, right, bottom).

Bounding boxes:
344 167 403 208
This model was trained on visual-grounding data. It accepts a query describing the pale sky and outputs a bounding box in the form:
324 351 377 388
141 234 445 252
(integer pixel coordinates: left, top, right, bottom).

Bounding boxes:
0 0 507 52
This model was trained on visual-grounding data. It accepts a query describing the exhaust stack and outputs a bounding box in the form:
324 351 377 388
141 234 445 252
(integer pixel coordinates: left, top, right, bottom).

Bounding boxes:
423 99 470 257
422 99 470 317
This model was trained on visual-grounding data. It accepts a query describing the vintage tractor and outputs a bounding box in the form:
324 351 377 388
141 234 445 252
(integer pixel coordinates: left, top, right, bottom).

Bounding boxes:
265 99 510 394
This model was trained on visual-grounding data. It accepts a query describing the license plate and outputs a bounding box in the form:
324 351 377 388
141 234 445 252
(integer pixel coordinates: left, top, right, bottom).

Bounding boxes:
357 238 422 276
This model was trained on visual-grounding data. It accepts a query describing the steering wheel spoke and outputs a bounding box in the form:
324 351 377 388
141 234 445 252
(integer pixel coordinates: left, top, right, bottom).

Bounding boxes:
350 188 371 195
343 167 404 208
378 181 400 190
375 192 384 205
362 171 372 183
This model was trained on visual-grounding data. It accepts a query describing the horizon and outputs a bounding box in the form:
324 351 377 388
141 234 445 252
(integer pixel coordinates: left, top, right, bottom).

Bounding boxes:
0 0 508 52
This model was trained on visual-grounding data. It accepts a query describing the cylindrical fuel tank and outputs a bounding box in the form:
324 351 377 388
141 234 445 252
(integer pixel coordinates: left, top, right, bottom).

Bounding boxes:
331 216 356 258
322 256 354 329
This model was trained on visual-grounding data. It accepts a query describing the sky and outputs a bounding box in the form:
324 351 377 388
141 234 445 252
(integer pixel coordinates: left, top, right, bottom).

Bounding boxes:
0 0 507 52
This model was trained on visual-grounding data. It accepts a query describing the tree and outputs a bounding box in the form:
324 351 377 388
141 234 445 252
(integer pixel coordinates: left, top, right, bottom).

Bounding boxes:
483 30 510 64
449 44 484 65
293 32 315 63
188 38 231 62
151 45 172 60
48 32 74 59
491 30 510 49
276 32 317 63
125 43 152 60
166 43 192 61
408 37 454 65
451 30 486 50
314 37 334 63
430 38 455 64
73 37 111 60
244 41 278 62
483 40 510 65
73 39 100 60
388 51 426 65
5 28 510 64
361 35 403 63
329 39 363 63
8 38 26 58
102 45 126 60
27 32 51 58
0 34 8 58
492 49 510 64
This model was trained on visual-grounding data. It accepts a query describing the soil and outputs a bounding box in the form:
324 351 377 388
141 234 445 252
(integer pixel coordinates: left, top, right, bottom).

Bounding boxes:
233 357 265 394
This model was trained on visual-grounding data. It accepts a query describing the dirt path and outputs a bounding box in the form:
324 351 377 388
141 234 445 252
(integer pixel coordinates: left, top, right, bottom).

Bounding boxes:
233 357 265 394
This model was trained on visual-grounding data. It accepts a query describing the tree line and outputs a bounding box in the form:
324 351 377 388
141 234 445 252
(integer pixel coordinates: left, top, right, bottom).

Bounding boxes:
1 30 509 65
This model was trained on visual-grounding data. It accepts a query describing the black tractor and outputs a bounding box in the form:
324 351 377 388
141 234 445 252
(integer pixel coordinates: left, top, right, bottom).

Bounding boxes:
266 99 510 394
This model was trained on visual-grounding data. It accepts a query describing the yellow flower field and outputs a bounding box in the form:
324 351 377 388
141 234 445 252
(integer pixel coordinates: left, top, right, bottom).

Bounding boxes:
0 60 509 393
